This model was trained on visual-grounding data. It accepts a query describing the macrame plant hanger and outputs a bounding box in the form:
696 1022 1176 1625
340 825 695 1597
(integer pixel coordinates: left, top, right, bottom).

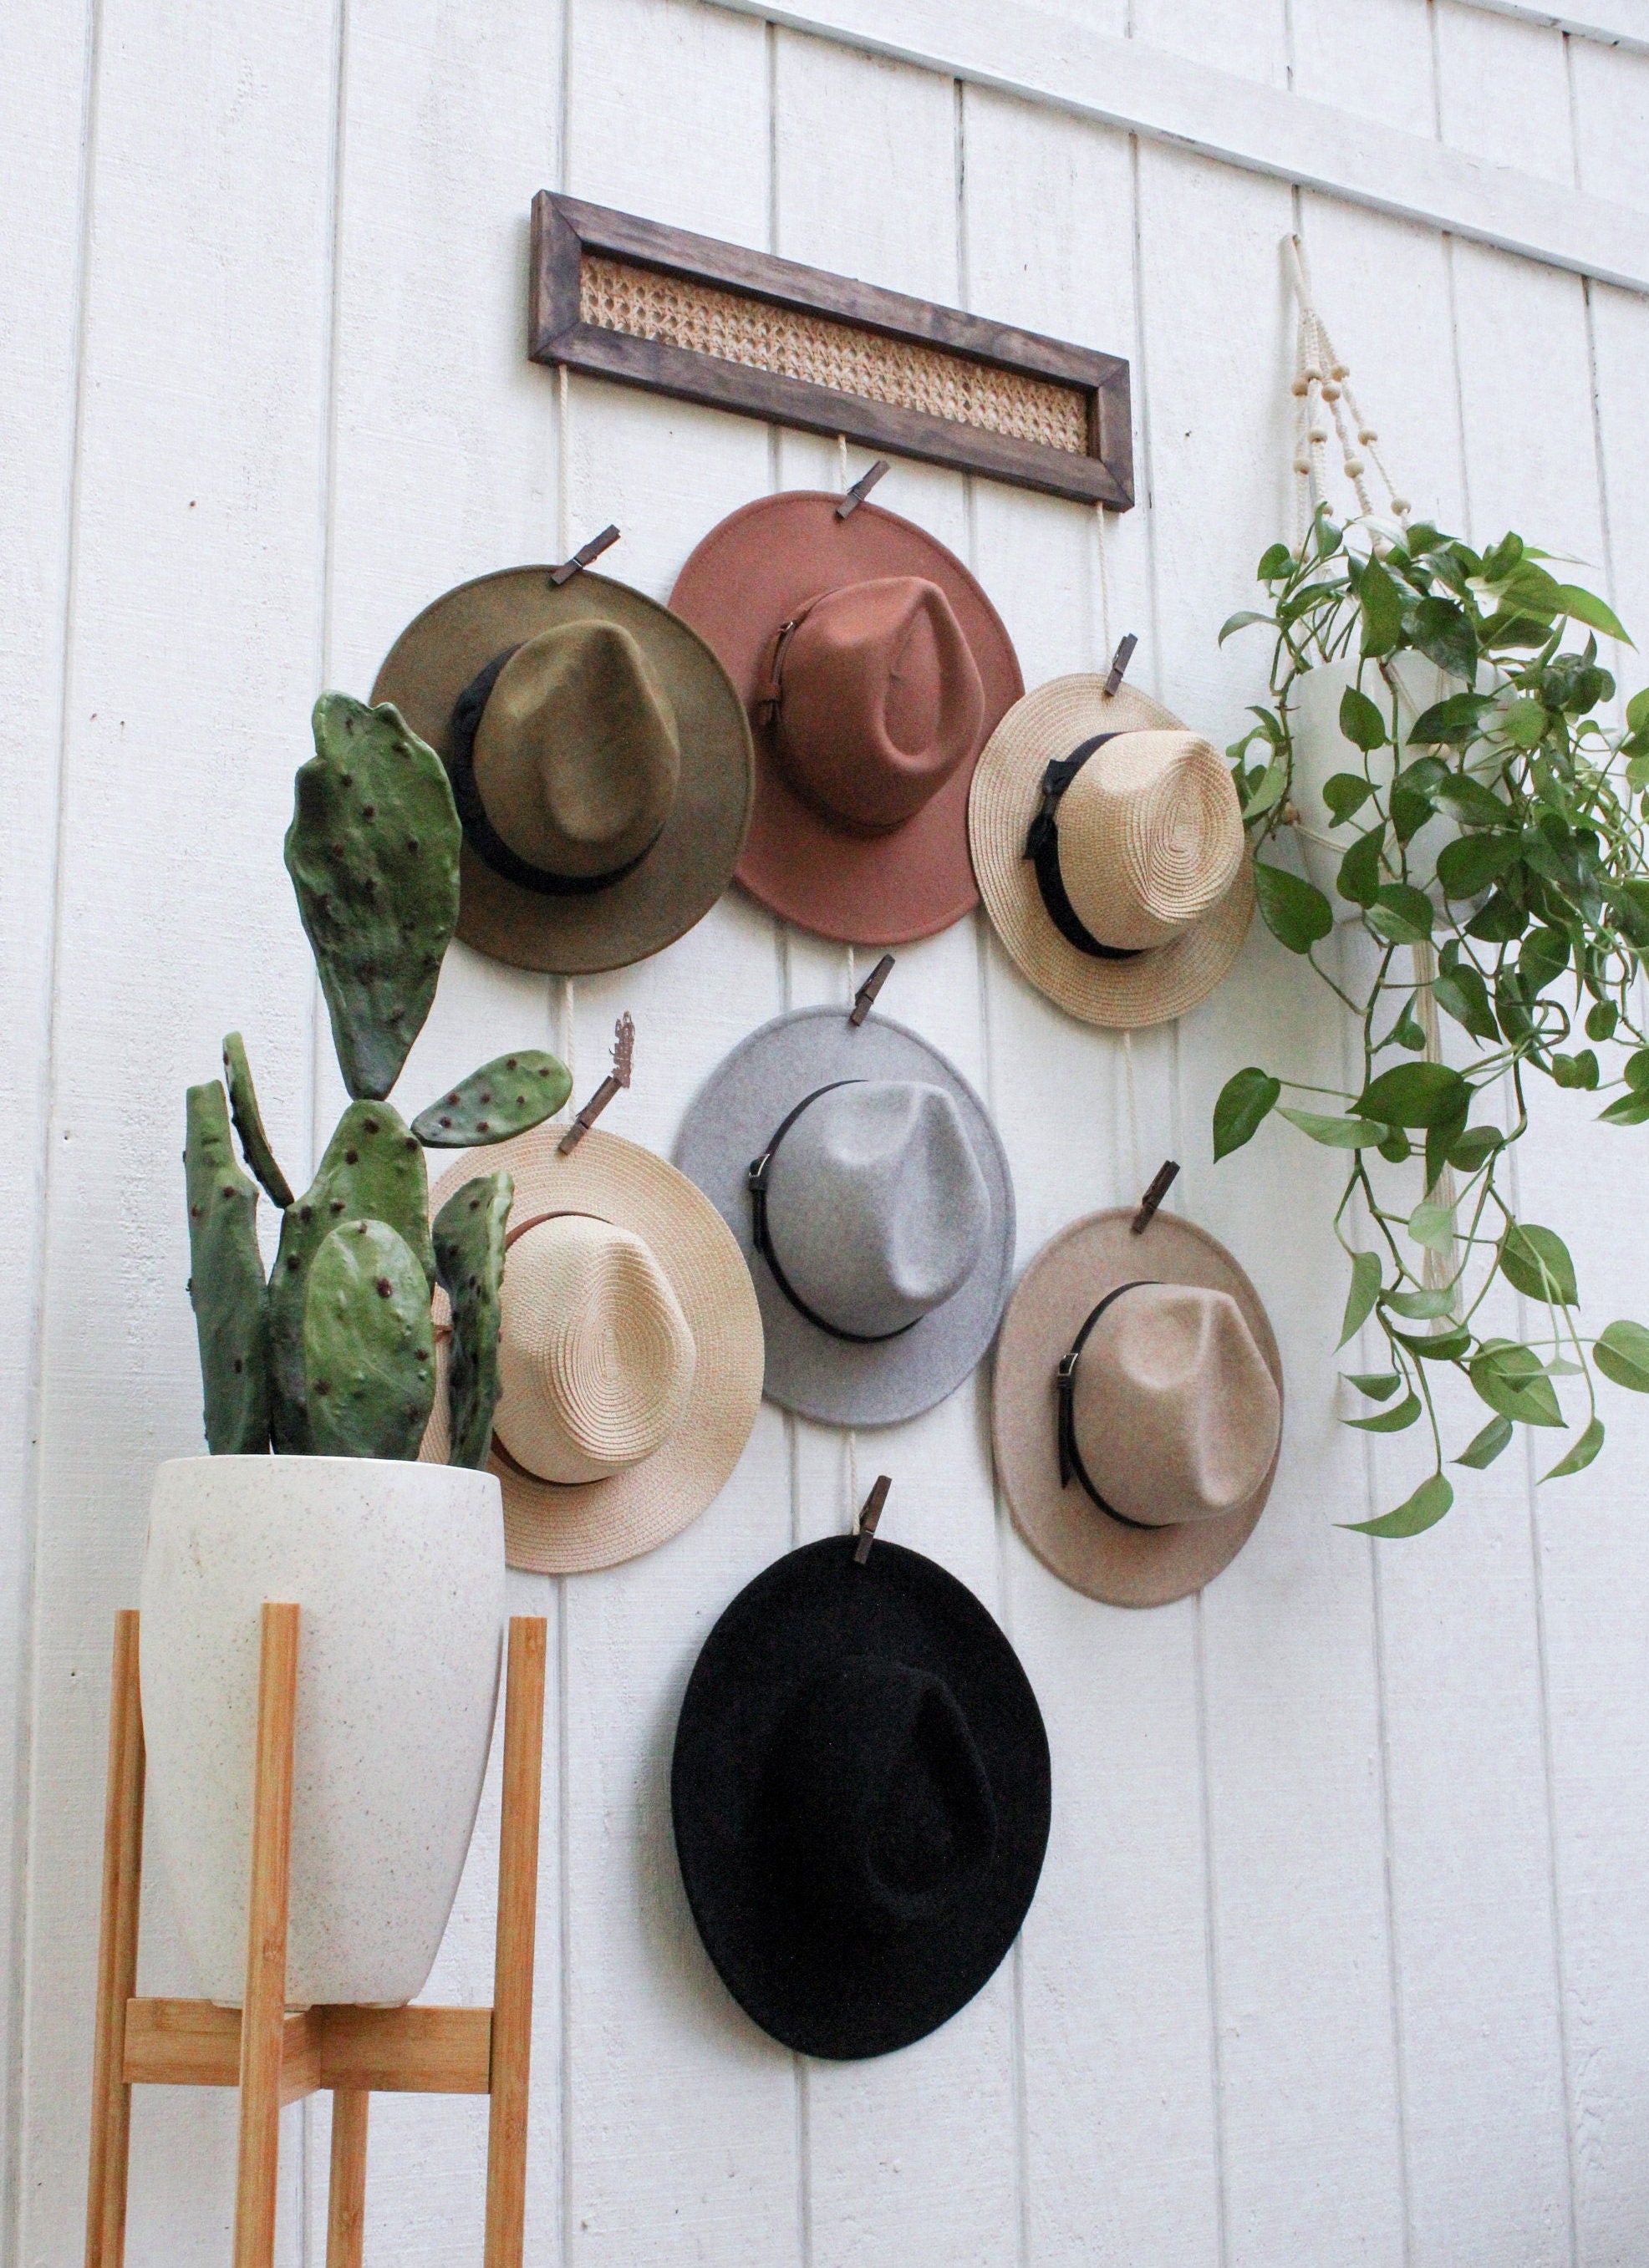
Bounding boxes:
1283 235 1458 1298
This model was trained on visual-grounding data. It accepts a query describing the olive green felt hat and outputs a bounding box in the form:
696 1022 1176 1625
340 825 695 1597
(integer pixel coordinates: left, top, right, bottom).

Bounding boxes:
374 567 754 974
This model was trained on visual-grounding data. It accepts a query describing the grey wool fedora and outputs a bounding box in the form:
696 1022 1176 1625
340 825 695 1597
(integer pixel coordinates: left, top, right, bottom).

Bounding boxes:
674 1004 1015 1426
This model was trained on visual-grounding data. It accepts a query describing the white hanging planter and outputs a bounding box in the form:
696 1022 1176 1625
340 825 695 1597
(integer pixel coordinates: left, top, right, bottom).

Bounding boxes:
140 1454 505 2007
1288 651 1462 917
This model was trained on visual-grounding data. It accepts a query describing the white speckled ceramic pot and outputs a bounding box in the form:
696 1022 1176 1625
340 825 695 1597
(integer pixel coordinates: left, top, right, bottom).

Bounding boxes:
140 1455 505 2007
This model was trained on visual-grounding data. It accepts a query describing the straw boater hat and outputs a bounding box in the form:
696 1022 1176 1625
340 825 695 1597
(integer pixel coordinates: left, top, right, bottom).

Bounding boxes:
420 1127 762 1574
993 1208 1283 1607
969 674 1255 1028
674 1003 1015 1427
373 567 753 974
671 1531 1051 2059
670 493 1022 946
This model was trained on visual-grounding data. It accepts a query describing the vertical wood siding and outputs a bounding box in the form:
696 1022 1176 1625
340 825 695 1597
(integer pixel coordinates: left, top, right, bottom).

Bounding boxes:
4 1 1647 2259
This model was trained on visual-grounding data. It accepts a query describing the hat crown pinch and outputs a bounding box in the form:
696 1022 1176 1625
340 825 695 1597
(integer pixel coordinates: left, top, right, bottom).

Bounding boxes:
1071 1282 1280 1527
765 1081 989 1338
770 1654 999 1935
774 576 985 835
496 1214 696 1483
474 621 680 876
1061 730 1243 953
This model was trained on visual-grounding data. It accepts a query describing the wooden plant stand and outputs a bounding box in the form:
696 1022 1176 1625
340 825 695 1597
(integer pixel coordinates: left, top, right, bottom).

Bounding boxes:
84 1602 547 2268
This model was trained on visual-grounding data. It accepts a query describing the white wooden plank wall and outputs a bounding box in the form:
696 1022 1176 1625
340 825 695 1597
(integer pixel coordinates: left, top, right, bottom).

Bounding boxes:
4 0 1648 2260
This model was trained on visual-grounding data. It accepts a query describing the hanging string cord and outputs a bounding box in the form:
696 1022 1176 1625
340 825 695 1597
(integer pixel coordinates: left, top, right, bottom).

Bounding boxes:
1282 236 1454 1300
1092 501 1112 665
1285 235 1409 535
557 364 571 559
1121 1030 1143 1198
557 374 576 1091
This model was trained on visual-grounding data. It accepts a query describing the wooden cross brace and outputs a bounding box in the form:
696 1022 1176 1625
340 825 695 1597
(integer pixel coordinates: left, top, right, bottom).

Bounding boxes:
84 1602 547 2268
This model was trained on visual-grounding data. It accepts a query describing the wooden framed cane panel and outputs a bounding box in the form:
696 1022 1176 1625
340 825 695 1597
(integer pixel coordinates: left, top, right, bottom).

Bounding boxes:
529 191 1133 508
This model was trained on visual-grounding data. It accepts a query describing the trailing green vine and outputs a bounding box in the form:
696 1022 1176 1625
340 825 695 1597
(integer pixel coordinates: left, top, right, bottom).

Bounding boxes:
1214 509 1649 1535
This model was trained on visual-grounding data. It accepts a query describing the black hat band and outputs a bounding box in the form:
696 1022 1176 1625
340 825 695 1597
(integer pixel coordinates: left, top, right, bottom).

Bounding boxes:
1056 1279 1159 1530
448 648 665 898
1023 734 1143 961
746 1081 922 1347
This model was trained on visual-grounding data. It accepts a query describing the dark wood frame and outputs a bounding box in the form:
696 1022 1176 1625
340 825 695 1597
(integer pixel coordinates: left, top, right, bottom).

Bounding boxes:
529 192 1132 510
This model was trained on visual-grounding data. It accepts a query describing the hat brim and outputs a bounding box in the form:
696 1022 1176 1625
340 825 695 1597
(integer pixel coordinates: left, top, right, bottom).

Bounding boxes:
373 567 753 975
970 675 1255 1029
670 495 1023 946
993 1208 1283 1608
419 1129 762 1574
674 1005 1015 1427
671 1535 1051 2059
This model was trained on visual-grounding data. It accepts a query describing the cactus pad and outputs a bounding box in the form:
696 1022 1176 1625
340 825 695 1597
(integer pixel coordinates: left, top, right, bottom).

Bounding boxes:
222 1031 294 1208
285 693 461 1101
412 1052 572 1147
185 1081 270 1455
303 1217 435 1460
433 1170 514 1469
267 1101 434 1452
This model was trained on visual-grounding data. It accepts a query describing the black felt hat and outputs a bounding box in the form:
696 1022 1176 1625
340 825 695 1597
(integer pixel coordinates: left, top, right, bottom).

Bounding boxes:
670 1535 1051 2060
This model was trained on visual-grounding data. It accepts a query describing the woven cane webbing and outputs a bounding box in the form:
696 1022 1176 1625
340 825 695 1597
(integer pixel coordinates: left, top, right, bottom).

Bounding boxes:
579 256 1089 455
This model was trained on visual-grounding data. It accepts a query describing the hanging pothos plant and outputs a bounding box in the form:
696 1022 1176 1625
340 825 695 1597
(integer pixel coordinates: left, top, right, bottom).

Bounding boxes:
1214 507 1649 1535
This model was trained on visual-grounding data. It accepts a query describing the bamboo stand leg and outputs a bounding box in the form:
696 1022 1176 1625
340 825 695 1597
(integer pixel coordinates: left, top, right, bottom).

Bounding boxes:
84 1609 145 2268
482 1616 547 2268
325 2089 369 2268
232 1602 300 2268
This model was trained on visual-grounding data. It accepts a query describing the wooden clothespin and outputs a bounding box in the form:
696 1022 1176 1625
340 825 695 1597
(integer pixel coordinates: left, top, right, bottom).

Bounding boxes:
1132 1159 1179 1233
836 460 889 519
849 953 894 1027
1103 633 1138 697
853 1474 893 1564
549 524 621 586
558 1014 634 1154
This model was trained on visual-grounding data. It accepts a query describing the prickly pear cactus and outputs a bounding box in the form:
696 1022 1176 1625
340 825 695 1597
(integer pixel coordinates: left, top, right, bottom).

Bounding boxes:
433 1170 513 1469
303 1217 435 1461
184 1081 270 1455
222 1030 294 1208
412 1052 572 1147
285 694 461 1102
267 1101 435 1452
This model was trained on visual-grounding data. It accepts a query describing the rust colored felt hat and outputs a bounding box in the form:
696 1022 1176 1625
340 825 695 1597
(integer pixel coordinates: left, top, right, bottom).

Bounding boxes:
373 567 753 975
670 493 1022 945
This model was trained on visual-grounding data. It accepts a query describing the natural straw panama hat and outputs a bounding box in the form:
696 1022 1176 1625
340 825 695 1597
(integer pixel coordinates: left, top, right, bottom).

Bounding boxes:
373 566 753 975
670 492 1022 946
674 1003 1015 1428
993 1208 1283 1608
420 1126 762 1575
969 674 1255 1029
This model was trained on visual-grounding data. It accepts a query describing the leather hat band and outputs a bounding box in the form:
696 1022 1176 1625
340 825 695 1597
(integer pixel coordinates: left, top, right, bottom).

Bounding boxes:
1023 734 1143 961
1056 1280 1158 1529
746 1081 922 1347
447 648 664 898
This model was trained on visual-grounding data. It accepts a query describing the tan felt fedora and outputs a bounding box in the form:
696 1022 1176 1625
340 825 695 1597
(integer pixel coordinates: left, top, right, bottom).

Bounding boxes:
970 675 1255 1029
670 494 1022 946
420 1128 762 1574
993 1208 1283 1608
373 567 753 974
